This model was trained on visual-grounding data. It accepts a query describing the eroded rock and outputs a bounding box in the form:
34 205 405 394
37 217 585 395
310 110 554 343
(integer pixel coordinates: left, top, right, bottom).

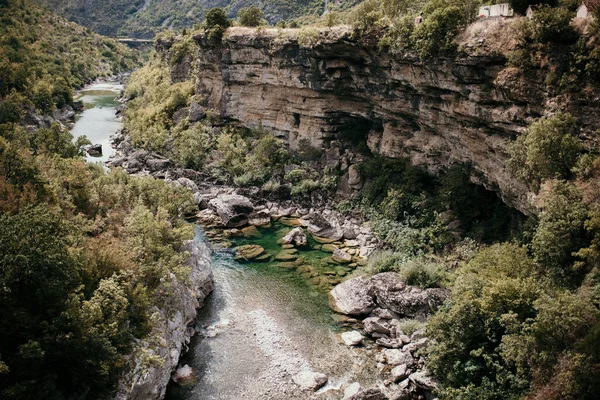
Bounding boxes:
292 370 328 391
329 276 375 316
209 194 254 227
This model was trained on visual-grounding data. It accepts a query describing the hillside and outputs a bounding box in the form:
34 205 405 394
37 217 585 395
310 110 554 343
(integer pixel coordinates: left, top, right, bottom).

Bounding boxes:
38 0 362 38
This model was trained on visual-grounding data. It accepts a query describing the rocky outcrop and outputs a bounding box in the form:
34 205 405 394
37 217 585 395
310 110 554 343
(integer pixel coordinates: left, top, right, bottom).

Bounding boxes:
281 227 307 246
208 194 254 227
115 240 213 400
170 26 600 214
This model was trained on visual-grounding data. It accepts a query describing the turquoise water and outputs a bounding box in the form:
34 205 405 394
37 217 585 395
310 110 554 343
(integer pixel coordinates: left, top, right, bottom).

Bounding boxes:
71 82 123 163
165 226 377 399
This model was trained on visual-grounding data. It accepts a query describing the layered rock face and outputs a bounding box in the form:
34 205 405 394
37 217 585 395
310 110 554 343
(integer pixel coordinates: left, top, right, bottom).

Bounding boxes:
161 27 594 214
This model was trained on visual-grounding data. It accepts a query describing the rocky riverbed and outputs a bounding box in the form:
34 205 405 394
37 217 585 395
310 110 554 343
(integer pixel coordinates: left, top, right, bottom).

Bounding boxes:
107 130 443 399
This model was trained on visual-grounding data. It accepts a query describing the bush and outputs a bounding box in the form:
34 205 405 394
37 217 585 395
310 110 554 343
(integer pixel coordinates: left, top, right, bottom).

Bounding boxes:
531 5 578 44
398 319 426 336
238 6 265 27
204 8 231 40
412 5 465 58
508 112 582 187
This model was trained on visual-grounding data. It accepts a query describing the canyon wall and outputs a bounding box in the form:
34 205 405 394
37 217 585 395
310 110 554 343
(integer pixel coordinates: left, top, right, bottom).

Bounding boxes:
162 26 597 215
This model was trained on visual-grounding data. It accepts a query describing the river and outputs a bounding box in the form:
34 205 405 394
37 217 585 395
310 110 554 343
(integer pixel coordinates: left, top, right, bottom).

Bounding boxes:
166 228 377 400
70 83 377 398
71 81 123 163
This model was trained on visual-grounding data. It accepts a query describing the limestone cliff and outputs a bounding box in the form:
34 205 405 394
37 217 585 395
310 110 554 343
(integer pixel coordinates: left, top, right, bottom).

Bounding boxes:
160 26 599 215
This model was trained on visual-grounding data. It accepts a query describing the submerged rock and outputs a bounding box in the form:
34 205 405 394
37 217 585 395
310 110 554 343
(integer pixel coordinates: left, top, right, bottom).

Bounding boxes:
332 248 352 263
234 244 265 261
292 370 328 391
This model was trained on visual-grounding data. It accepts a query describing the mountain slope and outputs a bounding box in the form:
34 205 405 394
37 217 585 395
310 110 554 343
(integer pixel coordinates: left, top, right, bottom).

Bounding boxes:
38 0 361 38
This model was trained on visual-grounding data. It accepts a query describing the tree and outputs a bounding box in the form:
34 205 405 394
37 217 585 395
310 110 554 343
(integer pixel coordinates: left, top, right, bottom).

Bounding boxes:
412 6 465 58
204 8 231 40
531 5 578 44
531 180 588 283
508 112 582 187
237 5 264 27
509 0 558 15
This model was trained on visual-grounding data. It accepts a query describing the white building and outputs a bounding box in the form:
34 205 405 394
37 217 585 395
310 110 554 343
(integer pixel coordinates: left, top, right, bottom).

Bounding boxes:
478 3 515 18
526 5 540 18
577 1 599 18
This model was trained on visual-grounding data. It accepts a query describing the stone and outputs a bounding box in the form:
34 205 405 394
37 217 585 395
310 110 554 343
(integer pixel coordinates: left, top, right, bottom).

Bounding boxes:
234 245 265 261
209 194 254 228
409 370 438 391
376 338 402 349
329 276 375 316
292 370 328 391
83 143 102 157
248 209 271 226
348 164 363 189
172 365 195 385
280 227 307 246
275 251 297 261
280 217 302 227
363 317 391 335
403 338 429 354
308 214 344 240
312 235 337 244
146 158 172 171
322 243 338 253
341 330 365 346
348 388 387 400
176 177 199 193
391 364 409 382
384 349 414 367
189 102 206 122
344 382 362 399
371 272 449 318
241 225 262 239
332 248 352 263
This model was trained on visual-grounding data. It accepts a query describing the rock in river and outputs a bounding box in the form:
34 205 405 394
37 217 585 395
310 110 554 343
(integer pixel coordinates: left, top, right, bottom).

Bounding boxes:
292 370 328 391
234 244 265 261
280 227 307 246
329 276 374 316
341 330 364 346
332 248 352 263
209 194 254 227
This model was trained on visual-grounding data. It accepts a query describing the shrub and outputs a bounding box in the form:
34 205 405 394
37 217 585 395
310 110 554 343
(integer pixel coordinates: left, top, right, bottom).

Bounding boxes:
508 112 582 187
204 8 231 40
531 5 578 44
238 6 265 27
291 178 321 195
412 5 465 58
399 258 448 288
398 319 426 336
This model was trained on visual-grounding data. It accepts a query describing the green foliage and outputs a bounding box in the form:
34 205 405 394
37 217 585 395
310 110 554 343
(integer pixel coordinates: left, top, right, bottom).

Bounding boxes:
508 113 582 188
398 319 426 335
509 0 557 15
427 244 541 400
204 8 232 40
238 5 265 27
412 5 465 58
531 181 588 284
366 251 448 288
530 5 578 44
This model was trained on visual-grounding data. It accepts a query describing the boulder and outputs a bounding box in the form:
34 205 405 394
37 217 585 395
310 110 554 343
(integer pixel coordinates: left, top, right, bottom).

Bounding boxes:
363 317 391 335
384 349 414 367
390 364 409 383
234 245 265 261
209 194 254 228
409 370 437 391
307 214 343 240
344 382 362 399
329 276 375 316
241 225 262 239
280 227 307 246
146 158 171 171
176 177 199 193
332 248 352 263
341 330 365 346
172 365 195 385
348 388 387 400
348 164 363 189
189 102 206 122
322 243 338 253
292 370 328 391
371 273 449 318
248 209 271 226
84 143 102 157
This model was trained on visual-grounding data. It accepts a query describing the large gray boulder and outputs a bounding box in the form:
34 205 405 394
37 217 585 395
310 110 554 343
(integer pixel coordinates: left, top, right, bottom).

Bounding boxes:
348 388 387 400
209 194 254 227
308 214 343 241
329 276 375 316
370 273 449 318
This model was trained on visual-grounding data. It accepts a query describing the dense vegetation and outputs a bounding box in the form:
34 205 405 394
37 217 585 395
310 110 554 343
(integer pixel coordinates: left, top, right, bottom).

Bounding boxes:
0 0 139 118
38 0 360 38
0 1 199 399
